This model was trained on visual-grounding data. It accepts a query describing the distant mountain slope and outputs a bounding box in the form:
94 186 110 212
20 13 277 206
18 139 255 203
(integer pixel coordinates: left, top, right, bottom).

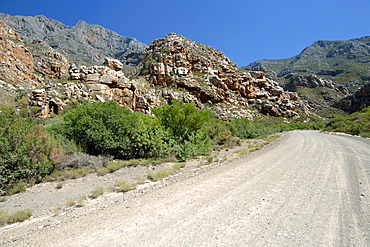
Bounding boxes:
246 37 370 90
0 13 147 68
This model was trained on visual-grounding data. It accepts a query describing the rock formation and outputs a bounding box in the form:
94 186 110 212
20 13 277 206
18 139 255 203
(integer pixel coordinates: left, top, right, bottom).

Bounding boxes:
25 39 69 79
29 58 163 118
1 19 310 120
284 74 348 95
0 21 42 86
141 33 309 118
335 83 370 113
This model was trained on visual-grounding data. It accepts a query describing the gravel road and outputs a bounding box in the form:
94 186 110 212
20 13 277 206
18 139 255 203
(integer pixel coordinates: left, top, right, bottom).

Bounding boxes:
2 131 370 246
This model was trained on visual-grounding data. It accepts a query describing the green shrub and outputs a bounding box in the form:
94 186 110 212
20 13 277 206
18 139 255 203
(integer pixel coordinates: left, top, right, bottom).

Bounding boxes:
90 186 105 199
325 107 370 137
43 167 93 181
0 209 34 226
0 106 62 195
66 195 86 207
7 209 34 224
106 161 124 172
49 101 171 159
153 100 211 160
55 182 63 189
206 118 234 145
113 180 137 193
96 167 110 176
172 162 186 170
147 169 175 181
147 163 185 181
0 210 9 226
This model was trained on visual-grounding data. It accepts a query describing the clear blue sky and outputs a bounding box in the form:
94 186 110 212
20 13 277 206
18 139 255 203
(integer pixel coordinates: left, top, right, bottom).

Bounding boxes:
1 0 369 66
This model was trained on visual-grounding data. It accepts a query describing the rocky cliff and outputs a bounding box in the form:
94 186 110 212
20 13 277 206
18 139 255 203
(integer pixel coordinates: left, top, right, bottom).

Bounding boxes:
140 33 310 119
0 21 42 86
284 74 348 94
335 83 370 113
0 13 147 69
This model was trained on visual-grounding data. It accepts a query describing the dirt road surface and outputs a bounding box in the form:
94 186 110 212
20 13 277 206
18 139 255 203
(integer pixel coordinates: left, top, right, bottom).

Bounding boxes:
1 131 370 246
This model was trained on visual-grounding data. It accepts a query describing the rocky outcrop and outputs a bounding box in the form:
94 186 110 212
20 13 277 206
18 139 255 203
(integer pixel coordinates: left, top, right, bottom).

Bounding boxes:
285 74 348 94
0 13 147 68
141 33 309 118
29 60 154 118
335 83 370 113
27 33 310 120
0 21 42 85
25 39 69 79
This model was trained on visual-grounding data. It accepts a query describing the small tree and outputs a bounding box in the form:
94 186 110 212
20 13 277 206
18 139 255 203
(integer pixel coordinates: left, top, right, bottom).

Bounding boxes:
152 100 211 160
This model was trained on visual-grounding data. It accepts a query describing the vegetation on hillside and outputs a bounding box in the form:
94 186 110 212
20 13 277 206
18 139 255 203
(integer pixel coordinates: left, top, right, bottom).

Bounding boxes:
324 106 370 138
0 106 63 195
1 99 361 197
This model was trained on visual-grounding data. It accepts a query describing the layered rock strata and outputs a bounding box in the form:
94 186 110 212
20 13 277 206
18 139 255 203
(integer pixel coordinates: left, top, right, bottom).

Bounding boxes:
284 74 348 95
26 39 69 79
141 33 309 118
0 21 42 85
29 58 157 118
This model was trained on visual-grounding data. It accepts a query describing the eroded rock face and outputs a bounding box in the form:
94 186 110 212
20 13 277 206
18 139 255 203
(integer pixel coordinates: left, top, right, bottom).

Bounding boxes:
141 33 309 118
0 13 147 67
0 21 42 85
29 33 311 120
335 83 370 113
30 62 144 118
26 40 69 79
285 74 349 94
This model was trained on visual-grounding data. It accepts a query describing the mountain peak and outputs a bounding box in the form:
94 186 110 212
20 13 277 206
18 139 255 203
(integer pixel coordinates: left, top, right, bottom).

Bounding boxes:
0 13 147 68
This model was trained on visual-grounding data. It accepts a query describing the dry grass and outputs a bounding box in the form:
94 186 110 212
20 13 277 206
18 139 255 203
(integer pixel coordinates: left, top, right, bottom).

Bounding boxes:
96 167 110 176
113 180 137 193
147 163 186 181
0 209 34 226
90 186 105 199
66 195 86 207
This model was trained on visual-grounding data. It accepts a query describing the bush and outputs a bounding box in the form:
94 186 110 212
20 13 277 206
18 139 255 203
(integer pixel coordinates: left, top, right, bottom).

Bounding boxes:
0 209 34 226
147 163 185 181
113 180 137 193
206 118 234 145
66 195 86 207
325 106 370 137
49 101 171 159
96 167 110 176
90 186 104 199
152 100 211 160
106 161 124 172
147 169 175 181
0 106 60 194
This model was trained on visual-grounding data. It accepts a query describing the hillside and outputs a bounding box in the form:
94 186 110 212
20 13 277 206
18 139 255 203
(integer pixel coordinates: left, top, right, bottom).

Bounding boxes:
0 13 147 71
246 37 370 91
246 37 370 115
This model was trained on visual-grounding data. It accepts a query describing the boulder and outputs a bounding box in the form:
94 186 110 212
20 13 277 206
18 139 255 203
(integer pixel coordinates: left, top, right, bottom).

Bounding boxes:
103 57 123 71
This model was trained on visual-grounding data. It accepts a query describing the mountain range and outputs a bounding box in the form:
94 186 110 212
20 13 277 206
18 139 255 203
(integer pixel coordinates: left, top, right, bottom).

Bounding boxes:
0 13 146 72
245 37 370 93
0 13 369 118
